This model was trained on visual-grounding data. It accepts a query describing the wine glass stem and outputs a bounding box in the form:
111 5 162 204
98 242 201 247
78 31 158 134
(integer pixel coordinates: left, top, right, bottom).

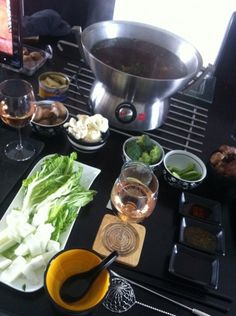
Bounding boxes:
16 128 23 151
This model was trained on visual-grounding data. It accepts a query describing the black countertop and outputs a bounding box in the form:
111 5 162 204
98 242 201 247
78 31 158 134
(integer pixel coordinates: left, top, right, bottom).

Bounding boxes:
0 38 236 316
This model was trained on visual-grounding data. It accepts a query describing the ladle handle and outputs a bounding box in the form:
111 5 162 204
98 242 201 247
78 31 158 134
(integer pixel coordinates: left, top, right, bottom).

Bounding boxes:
71 26 86 61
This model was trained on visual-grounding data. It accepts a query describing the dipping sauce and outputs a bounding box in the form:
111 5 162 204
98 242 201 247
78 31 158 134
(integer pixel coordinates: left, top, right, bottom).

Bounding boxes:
91 38 188 79
190 204 212 220
184 226 217 253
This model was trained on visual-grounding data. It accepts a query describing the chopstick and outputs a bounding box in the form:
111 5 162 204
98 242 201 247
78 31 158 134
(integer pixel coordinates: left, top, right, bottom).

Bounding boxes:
133 269 233 303
112 268 231 313
117 265 233 303
111 271 213 316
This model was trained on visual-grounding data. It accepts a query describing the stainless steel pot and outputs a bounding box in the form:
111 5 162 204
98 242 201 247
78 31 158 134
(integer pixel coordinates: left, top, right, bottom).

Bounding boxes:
81 20 203 131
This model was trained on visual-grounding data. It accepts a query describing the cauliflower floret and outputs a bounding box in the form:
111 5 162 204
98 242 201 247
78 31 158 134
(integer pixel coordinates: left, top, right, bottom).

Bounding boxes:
89 114 109 133
65 114 109 142
64 117 77 128
84 128 102 142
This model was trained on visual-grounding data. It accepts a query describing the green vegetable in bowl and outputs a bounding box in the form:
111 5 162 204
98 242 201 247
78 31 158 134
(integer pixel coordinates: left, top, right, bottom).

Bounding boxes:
126 140 142 161
167 163 202 181
125 135 162 165
136 135 153 152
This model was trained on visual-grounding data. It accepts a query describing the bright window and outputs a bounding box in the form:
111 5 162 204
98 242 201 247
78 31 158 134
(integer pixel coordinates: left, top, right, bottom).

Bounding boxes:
113 0 236 67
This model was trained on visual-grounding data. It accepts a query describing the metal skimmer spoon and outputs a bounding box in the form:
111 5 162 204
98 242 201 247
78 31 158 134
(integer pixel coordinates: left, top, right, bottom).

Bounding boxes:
111 271 212 316
103 277 176 316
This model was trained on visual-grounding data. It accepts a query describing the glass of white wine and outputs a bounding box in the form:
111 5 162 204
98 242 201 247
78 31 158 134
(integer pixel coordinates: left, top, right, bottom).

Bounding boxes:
102 161 159 256
0 79 36 161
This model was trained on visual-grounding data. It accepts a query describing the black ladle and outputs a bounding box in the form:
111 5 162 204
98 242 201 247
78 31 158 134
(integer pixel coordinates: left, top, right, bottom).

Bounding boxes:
60 251 118 303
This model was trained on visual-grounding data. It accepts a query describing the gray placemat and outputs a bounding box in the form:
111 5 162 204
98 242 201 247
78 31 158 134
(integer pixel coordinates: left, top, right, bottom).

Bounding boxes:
0 126 44 205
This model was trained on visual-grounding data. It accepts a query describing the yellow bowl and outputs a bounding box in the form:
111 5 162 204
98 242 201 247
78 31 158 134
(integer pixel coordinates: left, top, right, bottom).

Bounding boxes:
44 249 110 315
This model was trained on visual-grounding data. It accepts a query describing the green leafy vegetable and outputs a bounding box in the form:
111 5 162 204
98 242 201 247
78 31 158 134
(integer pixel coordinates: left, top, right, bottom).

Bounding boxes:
22 152 78 216
27 154 96 237
126 140 142 161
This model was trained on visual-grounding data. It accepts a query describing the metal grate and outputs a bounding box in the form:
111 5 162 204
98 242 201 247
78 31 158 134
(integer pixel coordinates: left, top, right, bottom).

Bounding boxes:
63 61 209 154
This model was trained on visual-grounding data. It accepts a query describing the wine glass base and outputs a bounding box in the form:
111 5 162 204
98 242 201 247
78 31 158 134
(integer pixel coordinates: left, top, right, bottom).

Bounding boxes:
102 222 139 256
5 141 35 161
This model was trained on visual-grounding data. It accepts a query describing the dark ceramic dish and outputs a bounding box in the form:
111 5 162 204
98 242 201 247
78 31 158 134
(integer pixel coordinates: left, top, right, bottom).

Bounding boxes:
179 192 222 226
179 217 225 255
169 243 219 290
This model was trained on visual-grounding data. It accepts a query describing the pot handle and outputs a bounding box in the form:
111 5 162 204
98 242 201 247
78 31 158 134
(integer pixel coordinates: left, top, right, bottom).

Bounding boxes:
181 64 215 95
71 26 86 62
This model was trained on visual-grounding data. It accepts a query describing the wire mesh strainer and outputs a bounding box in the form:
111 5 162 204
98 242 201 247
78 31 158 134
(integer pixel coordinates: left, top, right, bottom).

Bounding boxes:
103 277 176 315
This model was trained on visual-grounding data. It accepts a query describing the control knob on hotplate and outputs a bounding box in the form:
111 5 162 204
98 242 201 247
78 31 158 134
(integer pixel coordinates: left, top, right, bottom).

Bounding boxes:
115 102 137 124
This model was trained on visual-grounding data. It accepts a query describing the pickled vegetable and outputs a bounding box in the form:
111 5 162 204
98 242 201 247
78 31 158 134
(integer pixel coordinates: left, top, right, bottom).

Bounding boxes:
168 163 202 181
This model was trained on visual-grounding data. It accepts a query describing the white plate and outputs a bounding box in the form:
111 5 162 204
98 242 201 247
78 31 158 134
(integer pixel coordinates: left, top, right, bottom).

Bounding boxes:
0 154 101 292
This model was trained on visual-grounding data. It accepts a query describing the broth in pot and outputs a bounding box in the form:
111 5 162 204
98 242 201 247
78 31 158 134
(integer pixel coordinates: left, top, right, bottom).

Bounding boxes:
91 38 188 79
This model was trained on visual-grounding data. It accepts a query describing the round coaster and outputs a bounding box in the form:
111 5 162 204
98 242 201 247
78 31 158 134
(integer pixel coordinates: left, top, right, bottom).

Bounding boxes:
102 222 139 256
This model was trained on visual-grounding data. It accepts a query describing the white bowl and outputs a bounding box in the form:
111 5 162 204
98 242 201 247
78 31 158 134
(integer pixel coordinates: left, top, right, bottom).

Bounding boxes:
122 136 164 169
163 150 207 190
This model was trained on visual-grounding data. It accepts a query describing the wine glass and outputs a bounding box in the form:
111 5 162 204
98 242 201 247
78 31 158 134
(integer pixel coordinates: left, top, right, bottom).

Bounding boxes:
102 161 159 256
0 79 36 161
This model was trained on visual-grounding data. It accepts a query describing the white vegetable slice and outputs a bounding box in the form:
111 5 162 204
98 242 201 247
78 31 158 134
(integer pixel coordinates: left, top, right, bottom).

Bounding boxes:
42 250 59 265
22 255 46 285
6 210 29 242
0 255 12 270
22 267 39 285
25 255 46 270
47 240 60 252
35 224 55 252
6 209 28 227
1 256 26 283
14 243 29 257
17 222 36 239
24 234 42 257
0 237 17 253
0 228 11 245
